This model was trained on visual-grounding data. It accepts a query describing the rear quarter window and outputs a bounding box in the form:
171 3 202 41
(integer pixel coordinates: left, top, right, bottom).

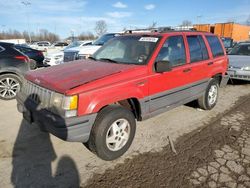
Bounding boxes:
206 36 225 58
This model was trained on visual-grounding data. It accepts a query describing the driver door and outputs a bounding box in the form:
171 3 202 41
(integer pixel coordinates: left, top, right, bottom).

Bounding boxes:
148 35 193 113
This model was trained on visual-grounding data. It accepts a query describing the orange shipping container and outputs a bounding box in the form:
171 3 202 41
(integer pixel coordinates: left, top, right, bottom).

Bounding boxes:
214 23 250 41
193 24 211 32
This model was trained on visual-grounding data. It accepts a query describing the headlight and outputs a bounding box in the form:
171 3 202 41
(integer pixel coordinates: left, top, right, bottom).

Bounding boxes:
78 54 90 59
241 67 250 71
50 94 78 118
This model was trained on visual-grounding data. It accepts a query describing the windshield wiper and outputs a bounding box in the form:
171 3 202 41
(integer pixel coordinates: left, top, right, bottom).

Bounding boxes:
99 58 119 64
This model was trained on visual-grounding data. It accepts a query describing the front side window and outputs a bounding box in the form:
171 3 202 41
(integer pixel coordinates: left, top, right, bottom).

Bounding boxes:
206 36 224 57
156 36 186 67
92 36 159 65
187 35 209 63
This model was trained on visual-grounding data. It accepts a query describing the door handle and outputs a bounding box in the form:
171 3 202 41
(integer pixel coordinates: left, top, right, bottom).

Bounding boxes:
208 62 214 66
183 68 191 73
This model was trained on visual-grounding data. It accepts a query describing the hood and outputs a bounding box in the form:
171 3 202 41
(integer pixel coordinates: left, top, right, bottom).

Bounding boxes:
228 55 250 68
78 45 101 55
25 60 140 93
64 45 101 54
64 46 81 52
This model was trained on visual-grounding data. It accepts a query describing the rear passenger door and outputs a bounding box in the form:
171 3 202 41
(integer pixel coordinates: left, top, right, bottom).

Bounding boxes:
185 34 211 82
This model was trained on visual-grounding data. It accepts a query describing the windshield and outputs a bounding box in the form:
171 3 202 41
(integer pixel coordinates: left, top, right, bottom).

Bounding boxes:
92 35 160 65
222 38 232 48
64 41 83 50
228 44 250 56
92 34 117 46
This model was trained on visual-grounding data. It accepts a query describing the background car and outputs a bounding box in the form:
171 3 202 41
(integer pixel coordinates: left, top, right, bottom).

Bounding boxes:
221 37 234 53
228 41 250 81
29 41 51 52
51 41 68 48
14 44 45 69
64 33 119 62
44 40 92 66
0 42 31 100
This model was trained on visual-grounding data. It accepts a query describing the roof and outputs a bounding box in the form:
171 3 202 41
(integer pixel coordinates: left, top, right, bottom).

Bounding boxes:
0 42 14 46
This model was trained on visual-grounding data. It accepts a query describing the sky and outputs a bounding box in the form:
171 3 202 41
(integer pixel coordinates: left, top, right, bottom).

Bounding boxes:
0 0 250 38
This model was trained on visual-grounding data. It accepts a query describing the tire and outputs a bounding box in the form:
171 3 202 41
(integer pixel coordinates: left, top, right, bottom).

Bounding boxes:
198 78 219 110
29 59 37 70
0 74 22 100
85 105 136 161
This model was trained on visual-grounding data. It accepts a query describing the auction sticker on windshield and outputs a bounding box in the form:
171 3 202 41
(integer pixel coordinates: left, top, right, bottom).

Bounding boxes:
139 37 158 43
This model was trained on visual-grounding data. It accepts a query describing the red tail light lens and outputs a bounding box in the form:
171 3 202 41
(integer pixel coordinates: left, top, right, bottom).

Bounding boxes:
15 56 29 62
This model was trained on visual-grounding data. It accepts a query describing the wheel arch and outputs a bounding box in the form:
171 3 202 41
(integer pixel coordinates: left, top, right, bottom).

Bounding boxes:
97 98 142 121
212 73 222 85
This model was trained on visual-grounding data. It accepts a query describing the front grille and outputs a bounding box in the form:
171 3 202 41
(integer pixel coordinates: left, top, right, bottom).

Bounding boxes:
64 51 79 62
229 74 250 80
23 81 53 108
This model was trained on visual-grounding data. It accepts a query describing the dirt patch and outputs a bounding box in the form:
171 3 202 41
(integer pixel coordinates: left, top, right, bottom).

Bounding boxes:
84 96 250 188
0 140 12 158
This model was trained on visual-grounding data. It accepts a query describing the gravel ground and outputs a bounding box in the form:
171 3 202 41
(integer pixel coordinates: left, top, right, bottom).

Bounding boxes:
85 94 250 188
0 83 250 187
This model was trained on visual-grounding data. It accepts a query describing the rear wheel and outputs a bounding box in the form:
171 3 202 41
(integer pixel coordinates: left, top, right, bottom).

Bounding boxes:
85 105 136 161
198 78 219 110
0 74 22 100
29 59 37 70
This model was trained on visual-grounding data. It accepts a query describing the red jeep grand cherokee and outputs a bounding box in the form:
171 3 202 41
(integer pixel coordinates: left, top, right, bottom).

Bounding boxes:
17 31 229 160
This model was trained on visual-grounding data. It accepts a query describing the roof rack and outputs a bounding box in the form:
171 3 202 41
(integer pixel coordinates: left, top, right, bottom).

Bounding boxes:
124 26 198 34
124 28 159 34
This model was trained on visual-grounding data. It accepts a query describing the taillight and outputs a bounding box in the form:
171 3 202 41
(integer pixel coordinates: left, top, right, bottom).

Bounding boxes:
15 55 29 62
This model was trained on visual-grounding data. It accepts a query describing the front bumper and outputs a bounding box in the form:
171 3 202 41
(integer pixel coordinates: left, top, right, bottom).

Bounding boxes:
16 92 97 143
227 69 250 81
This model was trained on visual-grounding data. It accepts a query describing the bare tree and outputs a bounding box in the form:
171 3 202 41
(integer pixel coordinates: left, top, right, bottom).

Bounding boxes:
0 29 59 42
95 20 107 36
77 32 96 40
148 21 157 29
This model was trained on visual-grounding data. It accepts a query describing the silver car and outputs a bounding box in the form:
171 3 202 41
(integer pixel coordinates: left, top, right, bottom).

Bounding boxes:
228 42 250 81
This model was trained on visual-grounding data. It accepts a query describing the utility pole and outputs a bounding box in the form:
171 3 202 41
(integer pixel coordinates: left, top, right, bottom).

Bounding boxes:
197 15 203 24
21 1 31 43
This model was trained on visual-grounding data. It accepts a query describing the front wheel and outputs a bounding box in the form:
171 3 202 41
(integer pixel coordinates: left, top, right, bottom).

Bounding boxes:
85 105 136 161
198 78 219 110
0 74 22 100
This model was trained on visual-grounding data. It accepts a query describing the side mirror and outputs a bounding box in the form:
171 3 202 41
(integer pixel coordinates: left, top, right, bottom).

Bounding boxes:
155 61 172 73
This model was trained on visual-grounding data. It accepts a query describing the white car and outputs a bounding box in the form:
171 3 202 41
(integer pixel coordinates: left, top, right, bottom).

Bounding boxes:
64 33 120 62
29 41 51 52
44 40 92 66
43 51 64 66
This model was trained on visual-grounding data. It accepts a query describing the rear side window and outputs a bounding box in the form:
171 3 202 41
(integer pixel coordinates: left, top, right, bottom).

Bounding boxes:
156 36 186 67
187 35 209 63
206 36 224 57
